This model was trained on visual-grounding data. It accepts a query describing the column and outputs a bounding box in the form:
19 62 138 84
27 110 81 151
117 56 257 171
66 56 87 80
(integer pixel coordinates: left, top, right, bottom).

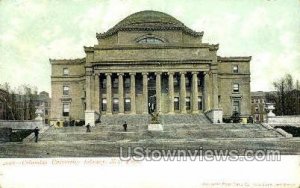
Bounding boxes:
91 75 95 110
106 73 112 114
86 75 92 111
130 73 136 114
118 73 124 114
204 72 211 111
155 72 161 113
192 72 199 113
142 73 148 114
212 73 219 109
168 72 174 114
180 72 186 113
95 74 100 113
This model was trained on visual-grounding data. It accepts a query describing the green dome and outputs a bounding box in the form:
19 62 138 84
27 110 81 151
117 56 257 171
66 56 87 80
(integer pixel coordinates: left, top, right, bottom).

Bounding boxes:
97 10 203 39
116 10 184 27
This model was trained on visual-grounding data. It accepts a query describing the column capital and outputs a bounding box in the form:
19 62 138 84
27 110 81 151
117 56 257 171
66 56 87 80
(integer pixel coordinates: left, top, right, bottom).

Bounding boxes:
191 71 198 75
129 72 136 76
117 72 124 76
179 71 186 75
155 72 162 76
142 72 148 76
168 72 174 75
105 73 112 76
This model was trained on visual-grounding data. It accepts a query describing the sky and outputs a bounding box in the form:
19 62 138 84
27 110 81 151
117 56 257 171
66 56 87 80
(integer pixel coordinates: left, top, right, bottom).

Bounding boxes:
0 0 300 94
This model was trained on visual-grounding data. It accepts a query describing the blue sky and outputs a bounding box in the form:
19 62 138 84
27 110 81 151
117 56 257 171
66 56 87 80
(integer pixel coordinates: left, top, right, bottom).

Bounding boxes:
0 0 300 94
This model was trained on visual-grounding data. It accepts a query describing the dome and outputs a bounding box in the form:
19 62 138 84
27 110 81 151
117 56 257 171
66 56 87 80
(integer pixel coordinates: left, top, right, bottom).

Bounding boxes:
96 10 203 39
116 10 184 28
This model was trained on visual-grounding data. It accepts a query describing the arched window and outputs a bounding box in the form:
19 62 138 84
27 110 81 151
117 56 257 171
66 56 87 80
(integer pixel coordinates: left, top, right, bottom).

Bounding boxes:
137 37 164 44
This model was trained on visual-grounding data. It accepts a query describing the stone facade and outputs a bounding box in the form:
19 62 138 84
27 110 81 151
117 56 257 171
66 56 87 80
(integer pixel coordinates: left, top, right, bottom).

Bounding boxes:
50 10 251 125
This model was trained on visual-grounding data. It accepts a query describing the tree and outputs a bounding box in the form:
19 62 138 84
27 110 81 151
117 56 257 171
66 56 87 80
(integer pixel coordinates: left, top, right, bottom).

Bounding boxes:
269 74 300 115
0 83 39 120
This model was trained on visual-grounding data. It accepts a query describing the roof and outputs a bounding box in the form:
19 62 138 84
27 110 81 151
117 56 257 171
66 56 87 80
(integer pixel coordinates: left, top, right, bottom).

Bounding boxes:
96 10 203 39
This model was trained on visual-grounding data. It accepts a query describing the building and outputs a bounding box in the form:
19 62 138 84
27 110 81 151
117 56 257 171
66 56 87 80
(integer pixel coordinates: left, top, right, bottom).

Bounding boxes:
50 10 251 125
251 91 267 123
36 91 51 124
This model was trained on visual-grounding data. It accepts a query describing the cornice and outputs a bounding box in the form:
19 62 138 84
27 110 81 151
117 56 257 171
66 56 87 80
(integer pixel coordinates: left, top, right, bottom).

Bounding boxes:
89 43 217 51
49 58 86 65
96 27 204 39
217 56 252 62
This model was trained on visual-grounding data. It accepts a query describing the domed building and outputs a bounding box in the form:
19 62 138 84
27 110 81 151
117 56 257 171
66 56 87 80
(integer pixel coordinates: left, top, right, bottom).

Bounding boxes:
50 10 251 126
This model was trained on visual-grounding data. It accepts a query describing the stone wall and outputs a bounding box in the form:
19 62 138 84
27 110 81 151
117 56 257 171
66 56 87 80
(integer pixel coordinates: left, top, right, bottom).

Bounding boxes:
0 120 44 129
0 128 12 142
268 116 300 126
205 109 223 124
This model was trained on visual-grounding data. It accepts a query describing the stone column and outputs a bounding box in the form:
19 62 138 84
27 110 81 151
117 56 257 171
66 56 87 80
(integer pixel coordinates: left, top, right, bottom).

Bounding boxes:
212 73 219 109
118 73 124 114
180 72 186 113
106 73 112 114
86 75 92 111
204 72 211 111
130 73 136 114
95 74 100 113
91 75 95 110
168 72 174 114
155 72 161 113
142 73 148 114
192 72 199 113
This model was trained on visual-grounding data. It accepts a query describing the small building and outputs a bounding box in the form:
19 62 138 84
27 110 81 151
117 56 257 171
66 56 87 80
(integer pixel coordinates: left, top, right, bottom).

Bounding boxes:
251 91 267 123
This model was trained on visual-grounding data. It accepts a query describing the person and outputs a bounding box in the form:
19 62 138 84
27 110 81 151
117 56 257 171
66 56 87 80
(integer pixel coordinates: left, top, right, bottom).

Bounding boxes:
123 121 127 132
33 127 39 143
86 123 91 132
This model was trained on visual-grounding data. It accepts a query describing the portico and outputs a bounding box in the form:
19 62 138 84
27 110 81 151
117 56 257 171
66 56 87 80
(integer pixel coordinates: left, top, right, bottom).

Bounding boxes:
85 68 216 116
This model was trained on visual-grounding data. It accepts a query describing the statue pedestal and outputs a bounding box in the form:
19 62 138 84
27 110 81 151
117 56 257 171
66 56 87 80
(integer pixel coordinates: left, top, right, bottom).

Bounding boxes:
148 124 163 131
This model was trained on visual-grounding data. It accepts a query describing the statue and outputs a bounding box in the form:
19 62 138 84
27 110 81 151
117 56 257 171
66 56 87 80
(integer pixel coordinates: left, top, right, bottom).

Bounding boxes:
150 111 160 124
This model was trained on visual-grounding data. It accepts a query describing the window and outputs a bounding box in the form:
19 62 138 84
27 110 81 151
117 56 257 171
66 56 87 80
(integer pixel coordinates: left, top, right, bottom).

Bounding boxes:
63 86 69 95
233 84 239 93
174 97 179 110
62 103 70 116
113 98 119 112
174 76 179 87
63 68 69 76
232 100 240 114
125 98 131 111
251 99 254 103
102 99 107 111
198 96 202 110
137 37 164 44
113 78 118 88
101 79 107 89
233 65 238 73
45 109 48 115
125 78 130 88
185 78 190 87
255 106 259 112
186 97 191 110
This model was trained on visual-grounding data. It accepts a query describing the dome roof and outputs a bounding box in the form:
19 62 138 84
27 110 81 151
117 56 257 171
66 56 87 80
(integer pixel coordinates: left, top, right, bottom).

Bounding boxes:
96 10 203 39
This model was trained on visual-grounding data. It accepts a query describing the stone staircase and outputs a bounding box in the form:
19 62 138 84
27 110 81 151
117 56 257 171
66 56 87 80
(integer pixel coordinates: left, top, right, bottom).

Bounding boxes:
160 114 211 125
100 114 151 126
